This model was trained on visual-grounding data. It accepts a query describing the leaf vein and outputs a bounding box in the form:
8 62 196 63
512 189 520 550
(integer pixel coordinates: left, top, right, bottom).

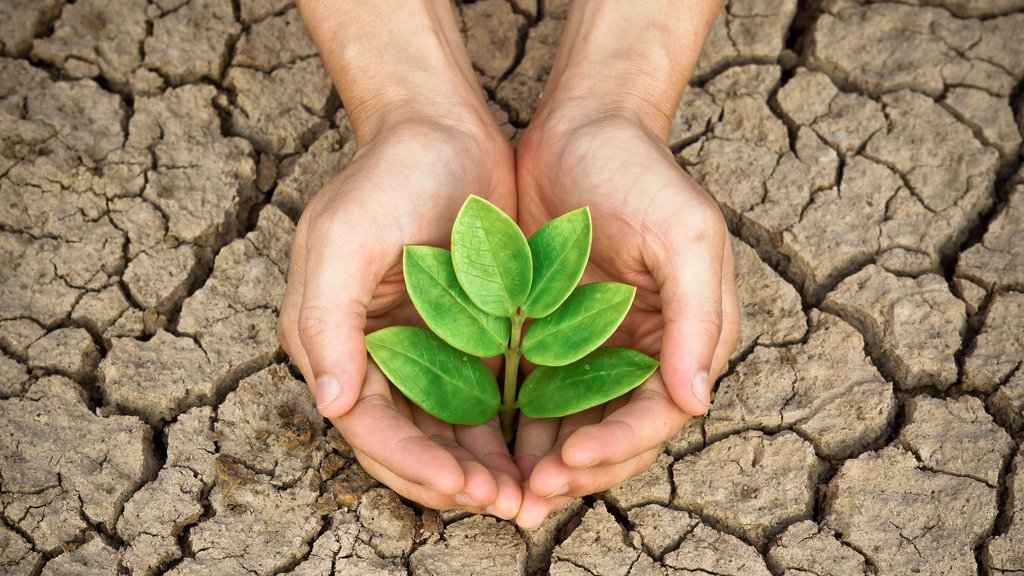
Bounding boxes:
373 340 494 403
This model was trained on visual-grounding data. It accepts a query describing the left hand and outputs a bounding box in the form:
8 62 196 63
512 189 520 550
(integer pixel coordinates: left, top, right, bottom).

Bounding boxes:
511 109 740 529
276 118 523 518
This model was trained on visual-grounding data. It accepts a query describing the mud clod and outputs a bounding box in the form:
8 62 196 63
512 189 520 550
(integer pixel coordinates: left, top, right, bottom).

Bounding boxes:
709 311 896 459
673 431 825 547
825 447 997 575
824 265 966 390
410 515 526 575
767 520 868 576
0 376 156 553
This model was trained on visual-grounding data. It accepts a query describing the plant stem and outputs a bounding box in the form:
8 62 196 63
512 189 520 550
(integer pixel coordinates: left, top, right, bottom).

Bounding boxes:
501 312 524 443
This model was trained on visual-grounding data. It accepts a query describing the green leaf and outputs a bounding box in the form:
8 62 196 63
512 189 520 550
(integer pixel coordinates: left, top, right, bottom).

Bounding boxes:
403 246 509 357
365 326 500 425
521 282 636 366
518 347 659 418
521 207 592 318
450 195 532 317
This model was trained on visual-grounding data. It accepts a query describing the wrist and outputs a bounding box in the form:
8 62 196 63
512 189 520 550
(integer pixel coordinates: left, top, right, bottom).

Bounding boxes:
297 0 497 146
351 88 501 151
532 0 722 140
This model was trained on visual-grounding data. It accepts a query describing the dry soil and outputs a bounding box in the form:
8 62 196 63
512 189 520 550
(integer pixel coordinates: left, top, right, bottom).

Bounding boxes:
1 0 1022 574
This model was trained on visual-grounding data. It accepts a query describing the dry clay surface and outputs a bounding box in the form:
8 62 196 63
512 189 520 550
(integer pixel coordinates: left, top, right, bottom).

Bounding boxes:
0 0 1022 574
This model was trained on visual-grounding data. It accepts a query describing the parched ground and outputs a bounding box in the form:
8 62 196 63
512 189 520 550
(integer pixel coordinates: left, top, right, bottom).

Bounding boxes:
1 0 1022 574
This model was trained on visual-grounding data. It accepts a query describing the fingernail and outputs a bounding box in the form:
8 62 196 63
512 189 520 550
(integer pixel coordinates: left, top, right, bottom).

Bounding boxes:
316 375 342 408
454 493 478 507
692 371 711 412
485 505 509 520
543 484 569 499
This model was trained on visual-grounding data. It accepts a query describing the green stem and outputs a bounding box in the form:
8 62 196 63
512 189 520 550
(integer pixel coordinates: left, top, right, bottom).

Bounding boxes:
501 312 524 443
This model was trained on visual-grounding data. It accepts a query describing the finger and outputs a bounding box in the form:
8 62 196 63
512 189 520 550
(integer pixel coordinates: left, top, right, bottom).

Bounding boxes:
561 376 688 467
298 211 392 418
456 418 520 479
518 409 603 500
514 404 604 479
352 447 478 512
515 489 573 531
601 393 632 420
490 471 523 520
455 419 522 519
648 197 726 415
559 407 606 440
455 418 521 485
514 415 560 479
332 363 464 495
412 407 498 510
711 235 740 380
527 447 662 506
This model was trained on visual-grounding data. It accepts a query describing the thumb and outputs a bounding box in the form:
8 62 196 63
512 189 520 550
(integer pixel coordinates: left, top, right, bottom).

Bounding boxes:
650 217 726 416
297 219 387 419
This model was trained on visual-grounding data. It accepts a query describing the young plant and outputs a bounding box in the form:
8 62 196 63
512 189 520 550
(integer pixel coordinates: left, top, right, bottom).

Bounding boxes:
365 195 659 442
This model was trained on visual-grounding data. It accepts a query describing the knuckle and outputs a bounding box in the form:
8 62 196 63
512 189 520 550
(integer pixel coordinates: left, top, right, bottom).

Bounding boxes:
631 385 672 409
301 203 348 242
694 306 724 339
360 391 392 411
304 212 338 245
301 175 344 216
685 204 727 245
655 200 727 253
427 433 458 449
297 303 332 342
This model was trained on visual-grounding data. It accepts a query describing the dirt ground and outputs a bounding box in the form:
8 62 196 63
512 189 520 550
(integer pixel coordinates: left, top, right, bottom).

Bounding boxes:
1 0 1022 574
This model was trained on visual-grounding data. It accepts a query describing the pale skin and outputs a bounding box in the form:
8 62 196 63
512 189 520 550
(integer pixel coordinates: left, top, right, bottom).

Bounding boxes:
279 0 737 527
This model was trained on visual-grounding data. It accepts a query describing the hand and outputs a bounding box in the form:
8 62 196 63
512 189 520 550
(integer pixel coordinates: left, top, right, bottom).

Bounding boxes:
277 120 523 517
511 110 740 528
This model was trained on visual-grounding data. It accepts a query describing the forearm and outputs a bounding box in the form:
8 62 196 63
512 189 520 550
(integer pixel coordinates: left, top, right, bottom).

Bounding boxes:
536 0 723 139
296 0 494 144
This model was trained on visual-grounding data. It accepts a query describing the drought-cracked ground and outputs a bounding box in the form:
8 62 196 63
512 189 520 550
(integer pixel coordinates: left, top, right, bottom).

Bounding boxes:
1 0 1023 574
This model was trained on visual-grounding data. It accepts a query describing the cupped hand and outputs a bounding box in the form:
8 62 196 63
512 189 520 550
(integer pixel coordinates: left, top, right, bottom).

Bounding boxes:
276 120 522 518
511 112 740 528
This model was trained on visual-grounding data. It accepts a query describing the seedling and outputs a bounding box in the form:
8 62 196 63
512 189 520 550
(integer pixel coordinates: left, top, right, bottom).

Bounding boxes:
366 195 659 442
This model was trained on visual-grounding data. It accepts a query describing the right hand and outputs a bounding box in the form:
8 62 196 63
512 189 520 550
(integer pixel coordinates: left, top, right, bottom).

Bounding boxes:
511 108 739 529
276 119 523 518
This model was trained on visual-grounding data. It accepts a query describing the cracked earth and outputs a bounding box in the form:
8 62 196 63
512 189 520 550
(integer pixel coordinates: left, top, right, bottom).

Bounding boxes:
0 0 1022 574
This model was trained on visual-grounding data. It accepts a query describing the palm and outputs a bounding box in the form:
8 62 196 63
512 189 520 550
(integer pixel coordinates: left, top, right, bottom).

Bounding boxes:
518 121 700 359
